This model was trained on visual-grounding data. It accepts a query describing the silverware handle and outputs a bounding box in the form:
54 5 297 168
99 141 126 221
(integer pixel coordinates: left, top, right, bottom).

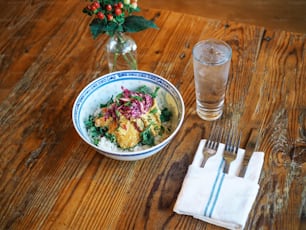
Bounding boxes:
224 163 230 173
200 158 206 168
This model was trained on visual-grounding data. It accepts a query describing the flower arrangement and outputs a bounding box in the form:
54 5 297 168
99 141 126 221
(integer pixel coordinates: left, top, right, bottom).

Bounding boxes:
82 0 158 38
82 0 158 72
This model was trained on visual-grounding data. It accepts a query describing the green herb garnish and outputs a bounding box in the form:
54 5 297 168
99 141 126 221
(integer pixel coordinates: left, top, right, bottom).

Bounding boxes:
105 133 116 143
160 108 172 122
85 115 108 146
140 127 155 146
136 85 160 98
150 108 158 114
132 95 143 101
100 97 114 108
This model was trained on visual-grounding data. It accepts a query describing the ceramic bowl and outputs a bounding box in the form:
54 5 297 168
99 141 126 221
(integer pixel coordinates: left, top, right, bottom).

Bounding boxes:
72 70 185 161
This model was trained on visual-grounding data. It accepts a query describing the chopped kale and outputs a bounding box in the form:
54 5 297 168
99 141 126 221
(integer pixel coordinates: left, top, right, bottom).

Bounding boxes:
151 87 160 98
85 115 108 146
160 108 172 122
159 125 165 135
136 85 160 98
84 115 95 129
131 95 143 101
105 132 116 143
100 96 114 108
140 127 155 146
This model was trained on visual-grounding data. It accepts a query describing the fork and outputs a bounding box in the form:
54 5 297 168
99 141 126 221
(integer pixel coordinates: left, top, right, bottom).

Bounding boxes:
223 129 241 173
200 125 223 168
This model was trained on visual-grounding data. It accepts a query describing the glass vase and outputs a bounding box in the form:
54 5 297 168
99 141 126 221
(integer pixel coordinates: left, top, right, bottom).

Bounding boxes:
106 32 137 72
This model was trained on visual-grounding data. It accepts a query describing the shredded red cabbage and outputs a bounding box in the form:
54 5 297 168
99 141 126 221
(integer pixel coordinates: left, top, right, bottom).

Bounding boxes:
104 86 154 120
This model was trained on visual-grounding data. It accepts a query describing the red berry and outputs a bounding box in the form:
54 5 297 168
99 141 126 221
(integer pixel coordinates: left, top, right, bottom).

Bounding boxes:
105 4 112 11
118 2 123 8
96 12 104 19
91 5 97 11
92 1 100 8
115 8 122 16
107 14 113 21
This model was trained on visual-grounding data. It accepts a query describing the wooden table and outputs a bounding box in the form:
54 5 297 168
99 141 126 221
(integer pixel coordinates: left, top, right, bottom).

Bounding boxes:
0 1 305 229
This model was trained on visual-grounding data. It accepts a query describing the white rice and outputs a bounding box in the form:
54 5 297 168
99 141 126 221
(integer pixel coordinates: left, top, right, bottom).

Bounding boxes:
97 136 152 153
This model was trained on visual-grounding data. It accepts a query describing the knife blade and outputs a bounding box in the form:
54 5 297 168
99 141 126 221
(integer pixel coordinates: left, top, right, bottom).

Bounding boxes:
239 128 259 177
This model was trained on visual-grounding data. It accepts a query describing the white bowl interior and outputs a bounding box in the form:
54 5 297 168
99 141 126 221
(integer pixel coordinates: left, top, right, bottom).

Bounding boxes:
72 70 184 159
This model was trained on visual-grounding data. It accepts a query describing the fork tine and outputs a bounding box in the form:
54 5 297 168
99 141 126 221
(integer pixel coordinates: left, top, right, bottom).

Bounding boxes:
201 123 221 167
213 126 223 150
223 128 241 173
234 132 241 154
204 122 216 149
224 128 233 151
208 123 219 148
227 129 241 152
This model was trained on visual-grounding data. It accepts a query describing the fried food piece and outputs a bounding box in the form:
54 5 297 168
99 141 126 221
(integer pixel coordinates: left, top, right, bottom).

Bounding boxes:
115 116 141 149
141 101 161 136
95 116 118 133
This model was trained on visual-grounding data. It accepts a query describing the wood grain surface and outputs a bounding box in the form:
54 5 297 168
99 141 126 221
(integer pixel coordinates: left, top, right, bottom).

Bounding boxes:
0 1 305 230
141 0 306 34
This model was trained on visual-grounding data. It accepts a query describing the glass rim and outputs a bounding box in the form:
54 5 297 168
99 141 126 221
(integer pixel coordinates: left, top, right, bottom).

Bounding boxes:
193 39 232 66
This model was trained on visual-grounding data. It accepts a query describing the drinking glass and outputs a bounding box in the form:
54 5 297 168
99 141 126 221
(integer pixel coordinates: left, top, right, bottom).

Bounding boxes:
193 39 232 121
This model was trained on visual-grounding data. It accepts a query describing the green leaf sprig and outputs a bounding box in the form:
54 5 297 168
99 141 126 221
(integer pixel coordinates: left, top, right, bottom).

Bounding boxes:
83 0 158 38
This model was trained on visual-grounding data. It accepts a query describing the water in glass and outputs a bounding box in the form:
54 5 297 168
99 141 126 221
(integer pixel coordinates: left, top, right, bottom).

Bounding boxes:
193 39 232 121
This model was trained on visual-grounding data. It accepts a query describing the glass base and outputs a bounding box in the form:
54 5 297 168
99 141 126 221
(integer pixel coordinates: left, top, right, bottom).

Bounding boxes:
197 108 223 121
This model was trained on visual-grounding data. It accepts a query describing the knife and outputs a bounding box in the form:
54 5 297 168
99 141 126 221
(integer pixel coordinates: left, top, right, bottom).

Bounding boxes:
239 128 259 177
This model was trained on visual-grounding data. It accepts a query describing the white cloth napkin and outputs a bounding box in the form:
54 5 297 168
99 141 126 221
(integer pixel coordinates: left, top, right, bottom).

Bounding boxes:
174 140 264 230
